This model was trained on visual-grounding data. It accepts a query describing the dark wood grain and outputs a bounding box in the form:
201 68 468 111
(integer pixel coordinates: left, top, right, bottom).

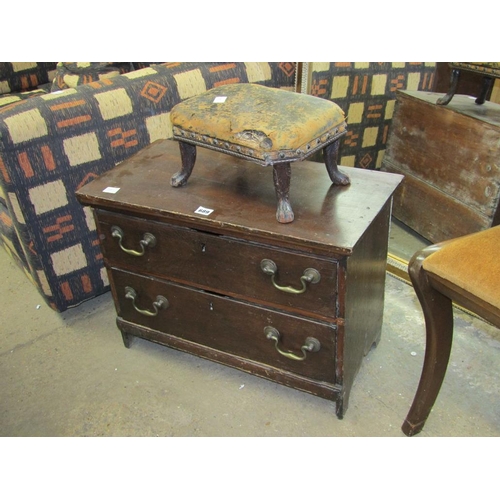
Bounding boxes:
78 139 403 256
77 138 403 419
117 317 343 403
111 268 337 382
97 210 339 321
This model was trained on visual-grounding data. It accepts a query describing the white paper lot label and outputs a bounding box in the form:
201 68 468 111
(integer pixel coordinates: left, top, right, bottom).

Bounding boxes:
195 206 214 216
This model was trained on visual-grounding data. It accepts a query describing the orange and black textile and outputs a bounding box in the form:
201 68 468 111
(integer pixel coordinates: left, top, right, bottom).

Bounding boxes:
0 62 57 94
308 62 436 170
50 62 136 91
0 62 296 312
0 63 59 269
0 62 58 110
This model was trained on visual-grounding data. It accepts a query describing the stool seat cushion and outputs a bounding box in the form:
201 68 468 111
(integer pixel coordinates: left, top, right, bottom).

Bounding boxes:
170 83 347 166
423 225 500 309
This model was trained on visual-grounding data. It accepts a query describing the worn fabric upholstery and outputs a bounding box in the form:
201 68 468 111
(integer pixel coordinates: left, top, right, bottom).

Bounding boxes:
0 62 297 311
423 225 500 308
450 62 500 78
171 83 346 165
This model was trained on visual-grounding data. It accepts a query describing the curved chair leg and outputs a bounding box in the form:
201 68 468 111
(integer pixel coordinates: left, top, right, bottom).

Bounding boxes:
475 76 494 105
436 68 460 106
401 245 454 436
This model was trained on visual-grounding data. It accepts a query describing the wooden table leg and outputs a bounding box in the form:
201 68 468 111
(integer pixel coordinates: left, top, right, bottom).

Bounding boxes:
121 331 134 348
401 246 454 436
273 162 294 223
475 75 494 104
436 68 460 105
171 141 197 187
324 140 350 186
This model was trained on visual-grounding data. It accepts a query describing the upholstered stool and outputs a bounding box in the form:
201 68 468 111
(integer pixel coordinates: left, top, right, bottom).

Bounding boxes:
437 62 500 106
169 83 348 223
402 225 500 436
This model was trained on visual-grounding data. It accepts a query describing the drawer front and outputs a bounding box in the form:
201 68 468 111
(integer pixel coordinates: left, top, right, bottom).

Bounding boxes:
98 211 338 319
110 269 337 383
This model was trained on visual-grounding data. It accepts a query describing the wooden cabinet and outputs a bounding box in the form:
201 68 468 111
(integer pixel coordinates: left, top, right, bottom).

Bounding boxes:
382 90 500 243
76 139 402 418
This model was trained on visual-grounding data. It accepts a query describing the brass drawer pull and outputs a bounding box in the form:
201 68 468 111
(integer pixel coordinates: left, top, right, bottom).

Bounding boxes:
124 286 168 317
111 225 156 257
260 259 321 294
264 326 321 361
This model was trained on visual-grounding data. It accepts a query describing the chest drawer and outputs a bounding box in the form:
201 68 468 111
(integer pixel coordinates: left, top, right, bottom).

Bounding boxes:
98 211 339 320
110 269 337 382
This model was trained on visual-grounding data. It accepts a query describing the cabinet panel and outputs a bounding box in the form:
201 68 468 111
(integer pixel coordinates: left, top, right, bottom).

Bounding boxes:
382 90 500 242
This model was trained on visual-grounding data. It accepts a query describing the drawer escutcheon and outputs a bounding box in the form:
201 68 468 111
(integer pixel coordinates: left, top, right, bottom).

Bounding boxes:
264 326 321 361
260 258 321 295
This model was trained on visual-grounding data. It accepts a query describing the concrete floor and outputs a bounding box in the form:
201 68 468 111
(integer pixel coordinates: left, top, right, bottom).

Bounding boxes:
1 218 499 438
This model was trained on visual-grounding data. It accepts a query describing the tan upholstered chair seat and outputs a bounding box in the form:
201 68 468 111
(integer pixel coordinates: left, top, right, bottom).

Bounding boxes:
402 224 500 436
423 225 500 309
170 83 347 166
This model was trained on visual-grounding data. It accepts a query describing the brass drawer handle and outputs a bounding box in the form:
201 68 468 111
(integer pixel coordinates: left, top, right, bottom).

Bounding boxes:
111 225 156 257
124 286 168 317
264 326 321 361
260 259 321 294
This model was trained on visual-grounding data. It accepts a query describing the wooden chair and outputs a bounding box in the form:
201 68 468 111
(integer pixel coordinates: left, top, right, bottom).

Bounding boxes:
402 225 500 436
437 62 500 106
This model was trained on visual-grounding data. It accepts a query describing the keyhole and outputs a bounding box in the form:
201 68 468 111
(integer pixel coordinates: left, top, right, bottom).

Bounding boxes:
209 302 214 311
201 243 206 253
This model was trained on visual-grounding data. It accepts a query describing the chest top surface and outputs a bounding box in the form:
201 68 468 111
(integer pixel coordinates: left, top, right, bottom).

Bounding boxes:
76 139 403 256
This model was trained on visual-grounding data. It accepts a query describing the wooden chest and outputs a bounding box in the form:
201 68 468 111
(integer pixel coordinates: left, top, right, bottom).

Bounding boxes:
76 139 402 418
382 90 500 243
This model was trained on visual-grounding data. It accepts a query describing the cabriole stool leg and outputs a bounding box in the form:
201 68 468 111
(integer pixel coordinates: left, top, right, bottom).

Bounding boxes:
272 162 294 223
323 140 350 186
171 142 197 187
436 68 460 105
475 76 494 105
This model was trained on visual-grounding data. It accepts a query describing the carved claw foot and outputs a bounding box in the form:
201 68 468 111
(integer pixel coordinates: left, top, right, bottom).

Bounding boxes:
276 199 294 224
328 169 350 186
170 171 190 187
